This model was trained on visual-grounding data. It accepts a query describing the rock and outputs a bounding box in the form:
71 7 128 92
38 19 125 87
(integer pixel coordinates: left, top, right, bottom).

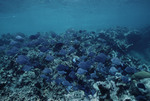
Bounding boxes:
64 91 85 101
131 71 150 80
15 35 24 42
129 78 150 100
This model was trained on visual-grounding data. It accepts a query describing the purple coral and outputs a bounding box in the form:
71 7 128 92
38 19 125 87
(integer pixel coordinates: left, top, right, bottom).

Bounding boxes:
77 60 92 70
7 47 19 56
22 65 33 71
125 66 136 74
109 67 118 75
16 55 29 65
58 49 67 56
42 68 52 74
77 68 88 75
45 55 54 62
111 57 122 65
94 53 107 63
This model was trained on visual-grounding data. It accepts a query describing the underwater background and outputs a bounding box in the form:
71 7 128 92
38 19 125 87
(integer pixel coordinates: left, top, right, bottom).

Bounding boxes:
0 0 150 33
0 0 150 101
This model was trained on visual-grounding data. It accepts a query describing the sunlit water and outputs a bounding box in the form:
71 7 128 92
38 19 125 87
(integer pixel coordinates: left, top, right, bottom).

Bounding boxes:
0 0 150 34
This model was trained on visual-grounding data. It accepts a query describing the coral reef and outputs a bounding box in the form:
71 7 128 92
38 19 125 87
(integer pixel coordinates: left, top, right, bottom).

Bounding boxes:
0 27 150 100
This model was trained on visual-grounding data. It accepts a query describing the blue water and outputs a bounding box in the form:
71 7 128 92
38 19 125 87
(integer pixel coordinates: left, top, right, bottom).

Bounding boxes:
0 0 150 34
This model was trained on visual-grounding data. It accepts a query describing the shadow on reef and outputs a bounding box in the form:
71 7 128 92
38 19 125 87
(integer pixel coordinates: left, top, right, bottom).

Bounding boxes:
0 27 150 100
125 26 150 64
126 26 150 52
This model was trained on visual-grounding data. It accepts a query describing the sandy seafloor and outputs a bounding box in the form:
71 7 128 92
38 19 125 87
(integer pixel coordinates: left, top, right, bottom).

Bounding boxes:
0 27 150 101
